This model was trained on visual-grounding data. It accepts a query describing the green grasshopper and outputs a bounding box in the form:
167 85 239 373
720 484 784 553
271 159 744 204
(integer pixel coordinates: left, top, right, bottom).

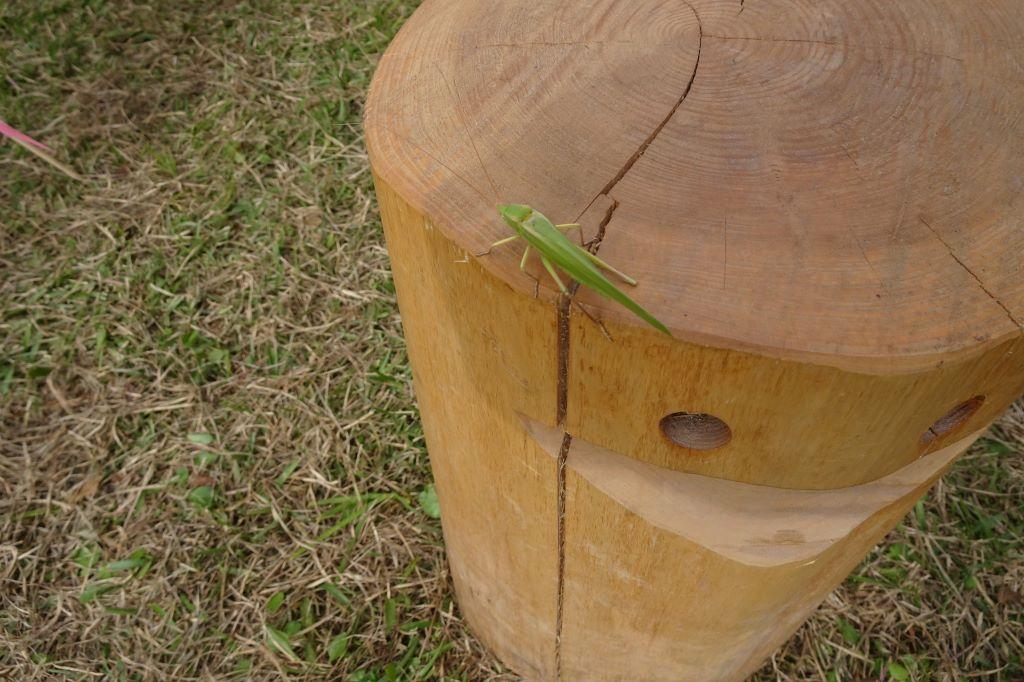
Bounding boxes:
491 204 669 335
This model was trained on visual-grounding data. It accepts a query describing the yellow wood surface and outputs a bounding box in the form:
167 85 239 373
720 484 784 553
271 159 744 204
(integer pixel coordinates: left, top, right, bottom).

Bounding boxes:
566 317 1024 489
377 180 560 677
559 453 954 680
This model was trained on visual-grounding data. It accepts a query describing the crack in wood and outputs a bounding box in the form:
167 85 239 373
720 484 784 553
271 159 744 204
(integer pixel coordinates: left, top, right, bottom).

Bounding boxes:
553 289 572 679
553 429 572 679
919 217 1022 329
597 8 703 205
553 7 703 675
585 198 620 253
556 293 572 425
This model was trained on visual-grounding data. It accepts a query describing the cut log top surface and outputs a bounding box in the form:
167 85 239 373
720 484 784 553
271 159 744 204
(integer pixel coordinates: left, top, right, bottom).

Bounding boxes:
365 0 1024 372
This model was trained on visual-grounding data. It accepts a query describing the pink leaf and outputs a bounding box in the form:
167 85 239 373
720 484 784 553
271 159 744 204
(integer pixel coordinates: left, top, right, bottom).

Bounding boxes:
0 119 52 152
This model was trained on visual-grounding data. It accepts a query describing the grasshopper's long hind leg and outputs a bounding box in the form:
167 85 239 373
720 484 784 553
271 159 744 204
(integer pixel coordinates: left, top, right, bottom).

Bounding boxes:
582 250 638 286
540 256 569 294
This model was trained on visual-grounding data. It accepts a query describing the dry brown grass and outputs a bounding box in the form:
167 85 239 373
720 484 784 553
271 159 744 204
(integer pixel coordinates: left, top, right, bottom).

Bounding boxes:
753 405 1024 681
1 1 1022 680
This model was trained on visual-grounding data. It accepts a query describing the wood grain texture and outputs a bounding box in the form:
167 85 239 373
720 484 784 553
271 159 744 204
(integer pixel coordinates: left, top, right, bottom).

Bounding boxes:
366 0 1024 678
366 0 1024 371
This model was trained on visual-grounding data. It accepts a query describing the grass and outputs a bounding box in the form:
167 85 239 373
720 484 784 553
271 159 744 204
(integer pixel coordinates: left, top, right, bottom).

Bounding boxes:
0 1 1022 679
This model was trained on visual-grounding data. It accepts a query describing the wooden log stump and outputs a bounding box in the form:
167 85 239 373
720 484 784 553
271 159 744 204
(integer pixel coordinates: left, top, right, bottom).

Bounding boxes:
365 0 1024 678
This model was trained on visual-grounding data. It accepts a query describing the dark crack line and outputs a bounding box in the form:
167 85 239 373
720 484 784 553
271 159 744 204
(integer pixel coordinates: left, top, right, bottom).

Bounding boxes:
584 198 620 252
554 7 702 676
920 218 1022 329
555 293 572 425
553 289 572 680
553 429 572 680
575 2 703 222
596 13 703 198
